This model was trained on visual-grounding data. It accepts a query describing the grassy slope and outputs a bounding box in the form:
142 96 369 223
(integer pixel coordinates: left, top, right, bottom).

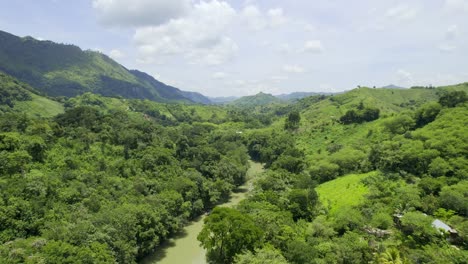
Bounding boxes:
316 172 376 216
291 86 468 161
14 93 64 117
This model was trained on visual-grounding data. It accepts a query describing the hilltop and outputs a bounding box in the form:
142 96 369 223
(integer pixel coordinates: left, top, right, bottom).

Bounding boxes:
229 92 282 107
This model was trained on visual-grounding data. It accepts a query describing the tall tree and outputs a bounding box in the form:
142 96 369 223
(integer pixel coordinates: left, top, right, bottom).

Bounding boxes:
198 207 263 263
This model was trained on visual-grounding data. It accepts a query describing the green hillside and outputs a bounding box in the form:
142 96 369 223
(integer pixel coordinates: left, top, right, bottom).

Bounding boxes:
316 172 376 216
0 30 210 104
0 72 63 117
230 92 283 107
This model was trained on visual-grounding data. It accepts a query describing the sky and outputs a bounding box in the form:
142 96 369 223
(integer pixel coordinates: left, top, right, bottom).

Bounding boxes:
1 0 467 97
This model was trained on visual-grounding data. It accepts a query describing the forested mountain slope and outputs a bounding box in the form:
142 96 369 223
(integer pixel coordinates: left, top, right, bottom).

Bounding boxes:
0 30 210 104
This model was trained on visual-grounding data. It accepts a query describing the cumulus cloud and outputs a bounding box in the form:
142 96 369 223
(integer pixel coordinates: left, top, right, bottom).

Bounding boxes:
134 1 237 65
109 49 125 59
92 0 190 27
396 69 413 85
241 5 287 31
268 8 287 27
283 64 305 73
302 40 324 53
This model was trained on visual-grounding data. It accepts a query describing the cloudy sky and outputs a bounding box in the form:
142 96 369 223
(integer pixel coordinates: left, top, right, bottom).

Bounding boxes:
1 0 467 96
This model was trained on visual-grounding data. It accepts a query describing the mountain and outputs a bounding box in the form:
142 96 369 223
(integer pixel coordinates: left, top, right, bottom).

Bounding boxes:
208 96 239 104
0 30 211 104
229 92 282 107
381 84 407 89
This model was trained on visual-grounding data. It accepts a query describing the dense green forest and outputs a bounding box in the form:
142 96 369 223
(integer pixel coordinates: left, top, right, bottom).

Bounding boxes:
0 71 467 263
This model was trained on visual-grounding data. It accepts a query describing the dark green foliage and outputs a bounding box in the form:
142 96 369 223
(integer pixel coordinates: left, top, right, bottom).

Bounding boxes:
284 111 301 130
0 72 32 109
198 207 263 264
414 102 441 127
340 106 380 124
439 90 467 107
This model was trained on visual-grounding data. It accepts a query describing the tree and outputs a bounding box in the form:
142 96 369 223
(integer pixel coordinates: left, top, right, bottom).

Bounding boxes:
198 207 263 263
377 248 408 264
284 111 301 130
439 90 467 107
414 102 441 127
235 245 288 264
383 114 415 134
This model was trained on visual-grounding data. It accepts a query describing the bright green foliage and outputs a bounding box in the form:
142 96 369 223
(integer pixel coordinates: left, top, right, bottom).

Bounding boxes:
439 181 468 216
316 172 373 215
234 245 288 264
400 212 439 245
230 92 282 107
198 207 263 264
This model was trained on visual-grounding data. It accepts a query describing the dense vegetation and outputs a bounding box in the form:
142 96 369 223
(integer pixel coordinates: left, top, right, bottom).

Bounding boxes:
0 89 256 263
0 68 467 263
199 87 468 263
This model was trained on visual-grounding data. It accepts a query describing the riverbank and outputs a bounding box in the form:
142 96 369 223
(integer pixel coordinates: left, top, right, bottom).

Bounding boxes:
140 161 264 264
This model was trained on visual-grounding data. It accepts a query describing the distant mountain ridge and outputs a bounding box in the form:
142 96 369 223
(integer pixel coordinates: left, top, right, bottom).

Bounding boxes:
276 91 333 101
0 30 211 104
381 84 407 89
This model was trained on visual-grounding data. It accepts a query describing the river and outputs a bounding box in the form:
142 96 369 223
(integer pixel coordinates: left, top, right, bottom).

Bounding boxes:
140 161 264 264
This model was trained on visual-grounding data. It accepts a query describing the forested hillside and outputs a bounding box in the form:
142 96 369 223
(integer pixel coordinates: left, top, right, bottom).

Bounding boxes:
0 75 467 263
0 31 210 104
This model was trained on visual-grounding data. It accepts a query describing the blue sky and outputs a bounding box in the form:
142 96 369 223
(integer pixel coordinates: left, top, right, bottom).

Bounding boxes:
1 0 467 96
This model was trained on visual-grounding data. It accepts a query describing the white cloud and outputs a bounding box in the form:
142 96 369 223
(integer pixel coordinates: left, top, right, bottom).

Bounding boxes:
134 0 237 65
241 5 267 30
241 5 288 31
92 0 190 27
283 65 305 74
302 40 324 53
445 24 459 40
396 69 413 85
385 4 418 21
268 8 287 28
212 72 228 79
109 49 125 59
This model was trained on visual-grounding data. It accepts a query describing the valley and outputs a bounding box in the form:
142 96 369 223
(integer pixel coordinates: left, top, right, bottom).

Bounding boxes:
0 29 467 264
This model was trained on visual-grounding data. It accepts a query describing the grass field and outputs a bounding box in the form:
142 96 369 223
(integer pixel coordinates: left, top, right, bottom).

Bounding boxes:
316 171 376 216
14 93 64 117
